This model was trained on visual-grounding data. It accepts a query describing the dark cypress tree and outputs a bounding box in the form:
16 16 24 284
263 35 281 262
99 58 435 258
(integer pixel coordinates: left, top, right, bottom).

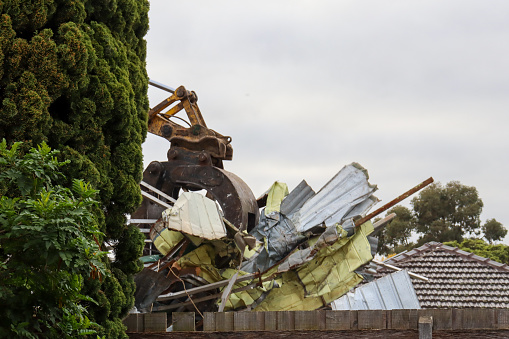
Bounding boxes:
0 1 149 337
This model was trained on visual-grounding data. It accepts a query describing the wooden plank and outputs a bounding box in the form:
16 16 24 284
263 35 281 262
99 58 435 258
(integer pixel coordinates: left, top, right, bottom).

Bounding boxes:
497 309 509 329
325 310 353 330
277 311 295 330
386 310 392 329
390 309 419 330
203 312 216 332
123 313 144 332
215 312 234 332
453 308 495 330
234 312 260 331
264 311 277 330
350 310 359 329
419 309 452 330
294 310 326 330
255 312 266 331
358 310 387 330
452 309 462 330
172 312 195 332
144 313 167 332
316 310 327 330
419 315 433 339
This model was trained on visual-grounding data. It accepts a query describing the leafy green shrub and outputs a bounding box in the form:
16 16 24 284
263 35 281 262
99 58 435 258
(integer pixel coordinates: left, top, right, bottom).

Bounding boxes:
0 140 107 338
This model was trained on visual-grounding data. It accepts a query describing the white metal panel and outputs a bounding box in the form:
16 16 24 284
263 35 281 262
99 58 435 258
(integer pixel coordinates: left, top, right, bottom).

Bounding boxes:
292 163 377 233
162 192 227 240
331 270 420 310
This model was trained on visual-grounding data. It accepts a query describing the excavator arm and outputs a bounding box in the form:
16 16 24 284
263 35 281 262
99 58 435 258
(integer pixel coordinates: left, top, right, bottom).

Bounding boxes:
147 83 233 163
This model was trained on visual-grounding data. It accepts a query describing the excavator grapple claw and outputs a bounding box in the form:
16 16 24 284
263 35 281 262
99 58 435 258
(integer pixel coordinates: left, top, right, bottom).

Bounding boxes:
132 82 259 256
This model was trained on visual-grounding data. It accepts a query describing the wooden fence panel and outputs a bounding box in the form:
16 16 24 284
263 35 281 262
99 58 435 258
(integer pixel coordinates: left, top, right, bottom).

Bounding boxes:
214 312 234 331
325 310 357 330
172 312 195 331
390 309 419 330
358 310 387 330
294 310 326 330
234 311 265 331
277 311 295 330
418 309 452 330
144 313 167 332
497 309 509 329
264 311 278 330
127 308 509 333
203 312 216 331
123 313 144 332
453 308 495 330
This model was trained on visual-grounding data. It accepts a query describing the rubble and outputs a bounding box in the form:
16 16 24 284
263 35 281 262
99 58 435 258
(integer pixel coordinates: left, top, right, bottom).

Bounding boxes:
132 162 432 315
131 81 434 320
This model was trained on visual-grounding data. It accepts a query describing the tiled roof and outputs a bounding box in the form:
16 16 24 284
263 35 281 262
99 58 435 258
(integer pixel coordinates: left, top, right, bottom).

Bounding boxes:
378 242 509 308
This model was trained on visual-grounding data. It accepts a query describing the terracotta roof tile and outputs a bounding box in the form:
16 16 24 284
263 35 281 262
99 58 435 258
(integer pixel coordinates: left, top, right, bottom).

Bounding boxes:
377 242 509 309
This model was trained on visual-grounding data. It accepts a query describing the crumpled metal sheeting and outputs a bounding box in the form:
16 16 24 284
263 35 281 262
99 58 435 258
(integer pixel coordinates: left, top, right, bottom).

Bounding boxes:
252 222 374 311
219 269 275 311
162 192 227 240
264 181 289 215
176 244 224 284
331 270 421 310
253 271 325 311
291 162 378 232
152 228 184 255
276 224 347 273
241 211 306 273
280 179 315 217
240 180 313 273
368 235 379 257
341 195 380 230
297 221 374 298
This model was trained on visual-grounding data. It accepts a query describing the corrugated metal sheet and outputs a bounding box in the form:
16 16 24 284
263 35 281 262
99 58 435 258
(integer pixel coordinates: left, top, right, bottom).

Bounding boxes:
291 163 378 232
280 180 315 217
331 270 420 310
162 192 227 240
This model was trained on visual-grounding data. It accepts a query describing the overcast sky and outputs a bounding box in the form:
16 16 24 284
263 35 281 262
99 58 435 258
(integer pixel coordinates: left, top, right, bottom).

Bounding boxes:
143 1 509 243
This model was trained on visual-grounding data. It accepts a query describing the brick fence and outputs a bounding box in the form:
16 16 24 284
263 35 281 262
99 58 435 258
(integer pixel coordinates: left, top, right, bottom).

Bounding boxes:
124 308 509 333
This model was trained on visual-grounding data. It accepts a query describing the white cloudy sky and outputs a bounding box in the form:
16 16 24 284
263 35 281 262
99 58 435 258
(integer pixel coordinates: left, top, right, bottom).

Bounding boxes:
143 1 509 243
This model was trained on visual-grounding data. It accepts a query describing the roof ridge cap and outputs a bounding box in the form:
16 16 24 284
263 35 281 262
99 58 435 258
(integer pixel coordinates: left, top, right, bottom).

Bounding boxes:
384 241 509 272
432 242 509 272
384 242 435 264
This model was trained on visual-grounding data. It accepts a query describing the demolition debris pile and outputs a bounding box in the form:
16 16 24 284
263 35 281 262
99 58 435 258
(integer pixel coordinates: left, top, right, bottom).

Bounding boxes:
131 81 432 317
132 163 431 314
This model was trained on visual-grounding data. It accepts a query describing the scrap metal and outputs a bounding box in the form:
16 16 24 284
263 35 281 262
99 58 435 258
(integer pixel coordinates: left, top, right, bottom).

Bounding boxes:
131 80 434 317
331 270 421 310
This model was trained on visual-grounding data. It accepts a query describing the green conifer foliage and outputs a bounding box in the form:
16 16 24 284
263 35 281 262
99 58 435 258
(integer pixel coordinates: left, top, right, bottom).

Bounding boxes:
0 1 149 337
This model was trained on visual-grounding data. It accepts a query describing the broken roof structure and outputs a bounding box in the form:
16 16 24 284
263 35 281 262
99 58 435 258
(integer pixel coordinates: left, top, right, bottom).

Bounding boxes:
376 242 509 308
131 81 438 318
132 162 432 315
